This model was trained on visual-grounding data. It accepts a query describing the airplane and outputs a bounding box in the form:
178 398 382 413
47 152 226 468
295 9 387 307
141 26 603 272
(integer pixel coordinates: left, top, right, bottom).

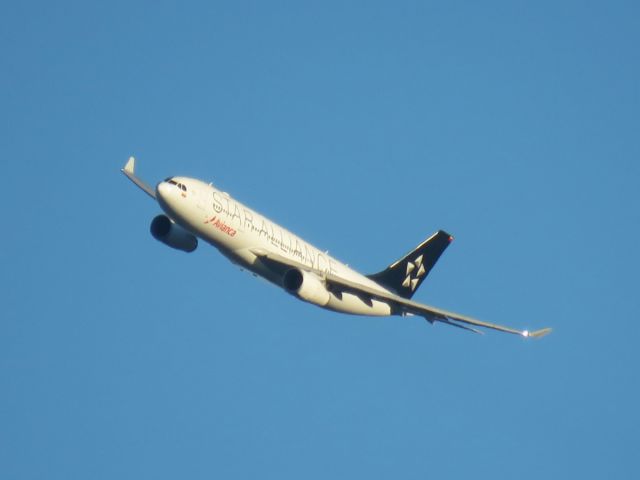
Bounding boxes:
121 157 551 338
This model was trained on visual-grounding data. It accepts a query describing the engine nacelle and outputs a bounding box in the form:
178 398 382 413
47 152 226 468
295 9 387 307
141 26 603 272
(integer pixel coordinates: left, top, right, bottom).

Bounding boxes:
282 268 331 307
150 215 198 253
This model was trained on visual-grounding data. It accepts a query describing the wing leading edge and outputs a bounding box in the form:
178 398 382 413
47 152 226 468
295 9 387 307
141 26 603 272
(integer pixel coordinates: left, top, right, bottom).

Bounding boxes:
252 250 552 338
121 157 156 199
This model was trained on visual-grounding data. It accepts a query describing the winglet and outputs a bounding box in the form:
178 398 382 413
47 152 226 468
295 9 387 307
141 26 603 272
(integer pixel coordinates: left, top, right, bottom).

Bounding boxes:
522 328 552 339
123 156 136 175
121 156 156 199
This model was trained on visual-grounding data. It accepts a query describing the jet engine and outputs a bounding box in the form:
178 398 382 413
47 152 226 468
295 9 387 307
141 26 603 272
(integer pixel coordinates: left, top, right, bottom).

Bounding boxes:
150 215 198 253
282 268 331 307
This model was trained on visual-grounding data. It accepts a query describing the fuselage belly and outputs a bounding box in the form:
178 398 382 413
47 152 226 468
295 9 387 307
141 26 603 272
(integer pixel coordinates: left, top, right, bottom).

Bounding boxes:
157 178 393 316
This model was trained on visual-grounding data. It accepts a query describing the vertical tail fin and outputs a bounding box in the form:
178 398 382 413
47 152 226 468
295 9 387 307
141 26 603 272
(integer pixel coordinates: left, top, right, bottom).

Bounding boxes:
367 230 453 299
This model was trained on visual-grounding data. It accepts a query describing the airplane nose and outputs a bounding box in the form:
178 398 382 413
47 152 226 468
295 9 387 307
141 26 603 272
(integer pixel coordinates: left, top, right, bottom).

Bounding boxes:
156 181 170 200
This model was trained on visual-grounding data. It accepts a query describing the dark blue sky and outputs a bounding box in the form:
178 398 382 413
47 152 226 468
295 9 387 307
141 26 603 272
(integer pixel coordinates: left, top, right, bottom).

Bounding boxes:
2 1 639 479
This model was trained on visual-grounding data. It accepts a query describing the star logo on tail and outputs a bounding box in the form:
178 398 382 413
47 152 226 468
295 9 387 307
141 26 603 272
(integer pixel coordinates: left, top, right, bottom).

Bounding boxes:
402 254 426 291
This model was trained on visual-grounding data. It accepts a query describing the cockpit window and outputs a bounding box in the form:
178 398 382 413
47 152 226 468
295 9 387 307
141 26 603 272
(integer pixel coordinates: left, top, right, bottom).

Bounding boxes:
163 178 187 191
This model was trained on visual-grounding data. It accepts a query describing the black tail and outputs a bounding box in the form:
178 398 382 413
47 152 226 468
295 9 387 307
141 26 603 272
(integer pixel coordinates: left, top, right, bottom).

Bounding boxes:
367 230 453 299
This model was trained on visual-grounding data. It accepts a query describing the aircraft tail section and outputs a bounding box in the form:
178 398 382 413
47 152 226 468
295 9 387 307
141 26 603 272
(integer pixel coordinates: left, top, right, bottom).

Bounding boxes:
367 230 453 299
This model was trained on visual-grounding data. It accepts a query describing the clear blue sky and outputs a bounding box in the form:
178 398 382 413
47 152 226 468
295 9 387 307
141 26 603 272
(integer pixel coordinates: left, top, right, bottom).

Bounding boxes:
1 1 639 479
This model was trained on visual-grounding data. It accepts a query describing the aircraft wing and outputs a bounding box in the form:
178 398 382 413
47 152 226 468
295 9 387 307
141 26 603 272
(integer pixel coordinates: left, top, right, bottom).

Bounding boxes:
121 157 156 199
252 249 551 338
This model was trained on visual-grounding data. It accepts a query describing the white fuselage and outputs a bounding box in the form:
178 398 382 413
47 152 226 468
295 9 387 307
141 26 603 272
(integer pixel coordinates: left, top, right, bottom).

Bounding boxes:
156 177 394 316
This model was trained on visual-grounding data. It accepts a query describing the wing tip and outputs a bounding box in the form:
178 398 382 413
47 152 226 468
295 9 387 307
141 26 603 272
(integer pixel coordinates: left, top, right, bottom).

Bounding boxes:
122 156 135 175
120 156 156 199
522 327 552 339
